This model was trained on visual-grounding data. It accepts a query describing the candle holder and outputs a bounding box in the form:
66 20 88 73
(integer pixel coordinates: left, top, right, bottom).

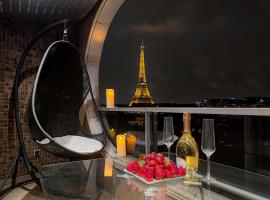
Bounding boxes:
109 128 116 139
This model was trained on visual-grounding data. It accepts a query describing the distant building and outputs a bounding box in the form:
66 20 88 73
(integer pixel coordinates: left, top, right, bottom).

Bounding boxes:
129 41 155 106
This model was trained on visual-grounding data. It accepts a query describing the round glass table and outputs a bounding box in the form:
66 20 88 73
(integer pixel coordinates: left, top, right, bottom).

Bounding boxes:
39 156 270 200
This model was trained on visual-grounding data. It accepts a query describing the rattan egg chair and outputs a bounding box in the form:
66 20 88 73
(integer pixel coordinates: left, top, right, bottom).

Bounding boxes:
26 40 106 159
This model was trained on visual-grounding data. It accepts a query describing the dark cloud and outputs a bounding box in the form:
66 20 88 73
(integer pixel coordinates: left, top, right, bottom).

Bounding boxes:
130 18 189 35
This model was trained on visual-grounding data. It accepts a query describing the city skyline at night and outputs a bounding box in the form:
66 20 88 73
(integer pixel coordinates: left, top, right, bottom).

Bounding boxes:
100 0 270 105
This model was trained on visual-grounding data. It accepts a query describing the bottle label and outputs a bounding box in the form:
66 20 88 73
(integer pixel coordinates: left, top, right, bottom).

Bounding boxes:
176 157 186 169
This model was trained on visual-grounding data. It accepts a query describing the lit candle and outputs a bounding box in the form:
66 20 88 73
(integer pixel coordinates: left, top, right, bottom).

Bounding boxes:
109 128 116 139
127 134 137 153
106 89 115 108
116 134 126 157
104 158 113 177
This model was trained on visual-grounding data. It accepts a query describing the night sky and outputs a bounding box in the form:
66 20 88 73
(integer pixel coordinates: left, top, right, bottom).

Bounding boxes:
100 0 270 105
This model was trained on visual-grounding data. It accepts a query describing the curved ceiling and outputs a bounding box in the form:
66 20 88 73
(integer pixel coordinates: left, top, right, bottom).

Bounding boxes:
0 0 99 23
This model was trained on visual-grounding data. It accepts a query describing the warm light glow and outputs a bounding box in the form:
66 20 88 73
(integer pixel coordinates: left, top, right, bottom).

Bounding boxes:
92 27 106 44
104 158 113 177
109 128 116 139
106 89 115 108
117 134 126 157
127 134 137 153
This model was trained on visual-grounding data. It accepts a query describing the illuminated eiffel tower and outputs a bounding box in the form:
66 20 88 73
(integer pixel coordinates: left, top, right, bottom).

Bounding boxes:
129 40 155 106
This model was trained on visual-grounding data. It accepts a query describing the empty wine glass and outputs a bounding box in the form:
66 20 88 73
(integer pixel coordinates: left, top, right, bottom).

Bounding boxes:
163 117 175 159
201 119 216 180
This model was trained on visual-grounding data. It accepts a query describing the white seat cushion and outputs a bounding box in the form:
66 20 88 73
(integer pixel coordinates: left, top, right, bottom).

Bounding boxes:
40 135 103 154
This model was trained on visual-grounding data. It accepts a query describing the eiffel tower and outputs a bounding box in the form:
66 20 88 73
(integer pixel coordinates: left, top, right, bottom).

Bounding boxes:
129 40 155 106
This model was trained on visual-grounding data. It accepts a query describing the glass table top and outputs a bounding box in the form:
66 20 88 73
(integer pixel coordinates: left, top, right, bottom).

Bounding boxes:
39 156 270 200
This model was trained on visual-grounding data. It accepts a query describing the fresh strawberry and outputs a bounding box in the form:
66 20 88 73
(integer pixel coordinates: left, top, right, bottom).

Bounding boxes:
155 165 161 171
126 163 134 172
166 162 177 176
150 159 157 166
145 158 151 165
145 170 154 182
155 167 165 180
158 164 165 169
177 167 186 176
170 166 177 176
165 169 173 178
129 160 140 173
156 154 165 164
145 175 153 182
144 164 150 169
149 152 157 160
148 165 155 171
166 161 176 170
127 156 183 182
137 166 147 177
149 168 155 176
170 161 177 168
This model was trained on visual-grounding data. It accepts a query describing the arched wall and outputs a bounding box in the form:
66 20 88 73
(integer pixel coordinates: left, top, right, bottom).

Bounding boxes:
79 0 124 134
84 0 125 102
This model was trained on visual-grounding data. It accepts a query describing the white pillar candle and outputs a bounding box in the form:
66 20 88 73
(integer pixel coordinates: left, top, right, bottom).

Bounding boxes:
127 134 136 153
106 89 115 108
116 134 126 157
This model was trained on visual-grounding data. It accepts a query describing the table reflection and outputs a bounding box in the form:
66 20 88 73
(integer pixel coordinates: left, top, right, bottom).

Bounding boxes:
114 171 166 200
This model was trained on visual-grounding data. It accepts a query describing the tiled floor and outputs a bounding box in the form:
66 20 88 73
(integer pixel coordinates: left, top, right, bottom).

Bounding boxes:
3 183 44 200
2 183 114 200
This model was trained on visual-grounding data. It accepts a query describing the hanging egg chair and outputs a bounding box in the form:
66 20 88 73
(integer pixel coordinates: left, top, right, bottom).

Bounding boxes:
0 18 108 198
26 40 106 159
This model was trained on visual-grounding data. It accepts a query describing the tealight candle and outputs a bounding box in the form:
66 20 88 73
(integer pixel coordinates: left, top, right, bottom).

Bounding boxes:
127 134 137 153
109 128 116 139
104 158 113 177
106 89 115 108
116 134 126 157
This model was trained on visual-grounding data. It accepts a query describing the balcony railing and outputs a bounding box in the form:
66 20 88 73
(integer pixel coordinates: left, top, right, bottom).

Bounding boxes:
100 106 270 116
99 106 270 178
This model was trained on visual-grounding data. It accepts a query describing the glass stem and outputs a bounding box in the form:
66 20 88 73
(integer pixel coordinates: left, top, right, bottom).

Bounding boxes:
207 156 210 179
168 146 170 160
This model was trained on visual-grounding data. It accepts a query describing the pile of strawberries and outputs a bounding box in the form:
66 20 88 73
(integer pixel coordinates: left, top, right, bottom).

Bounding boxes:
126 152 186 182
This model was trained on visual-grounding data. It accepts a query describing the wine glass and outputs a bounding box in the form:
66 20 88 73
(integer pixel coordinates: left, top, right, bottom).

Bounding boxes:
163 117 175 159
201 119 216 180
